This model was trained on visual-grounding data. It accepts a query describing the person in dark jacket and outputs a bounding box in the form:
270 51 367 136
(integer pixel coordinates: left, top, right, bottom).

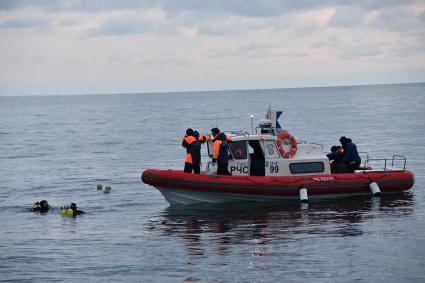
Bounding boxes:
211 128 232 175
340 136 361 172
182 128 197 173
182 129 209 174
327 146 350 173
190 131 202 174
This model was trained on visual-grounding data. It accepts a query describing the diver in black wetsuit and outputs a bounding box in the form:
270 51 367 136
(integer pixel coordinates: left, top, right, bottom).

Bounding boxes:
70 203 85 216
32 200 50 213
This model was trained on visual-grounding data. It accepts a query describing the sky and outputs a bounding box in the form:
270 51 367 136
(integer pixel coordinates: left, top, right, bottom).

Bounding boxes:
0 0 424 96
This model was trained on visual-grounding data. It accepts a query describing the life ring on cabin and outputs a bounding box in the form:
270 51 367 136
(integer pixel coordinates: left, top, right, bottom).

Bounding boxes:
276 132 297 158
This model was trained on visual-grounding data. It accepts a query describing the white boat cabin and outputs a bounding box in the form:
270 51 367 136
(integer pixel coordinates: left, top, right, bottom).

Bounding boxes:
207 130 331 177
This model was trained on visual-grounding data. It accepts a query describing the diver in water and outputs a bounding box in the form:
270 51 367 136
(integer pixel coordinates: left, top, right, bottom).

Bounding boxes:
70 203 85 216
32 200 50 213
60 203 85 217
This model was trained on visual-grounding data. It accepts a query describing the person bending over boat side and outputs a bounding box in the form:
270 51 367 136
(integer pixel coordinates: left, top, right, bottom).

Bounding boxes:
327 146 350 173
211 127 232 175
339 136 361 172
182 128 197 173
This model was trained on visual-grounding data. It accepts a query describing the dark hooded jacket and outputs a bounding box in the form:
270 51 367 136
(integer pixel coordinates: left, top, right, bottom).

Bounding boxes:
190 131 202 164
342 141 361 164
212 132 230 164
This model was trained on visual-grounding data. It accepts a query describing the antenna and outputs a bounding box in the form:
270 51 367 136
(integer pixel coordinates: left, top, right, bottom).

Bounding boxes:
266 103 272 119
250 114 254 133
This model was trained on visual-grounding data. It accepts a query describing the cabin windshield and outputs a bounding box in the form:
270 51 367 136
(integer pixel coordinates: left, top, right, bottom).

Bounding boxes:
229 140 247 160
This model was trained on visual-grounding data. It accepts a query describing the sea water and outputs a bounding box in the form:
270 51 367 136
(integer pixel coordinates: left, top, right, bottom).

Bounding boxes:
0 83 424 282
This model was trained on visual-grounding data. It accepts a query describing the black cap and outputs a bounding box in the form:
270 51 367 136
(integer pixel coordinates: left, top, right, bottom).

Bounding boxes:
186 128 194 136
70 203 77 209
211 127 220 134
339 136 348 144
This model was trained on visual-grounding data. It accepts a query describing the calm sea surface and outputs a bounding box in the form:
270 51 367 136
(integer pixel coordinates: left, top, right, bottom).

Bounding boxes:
1 83 425 282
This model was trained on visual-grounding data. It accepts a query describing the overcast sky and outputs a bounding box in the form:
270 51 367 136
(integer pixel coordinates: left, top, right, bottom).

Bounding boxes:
0 0 424 96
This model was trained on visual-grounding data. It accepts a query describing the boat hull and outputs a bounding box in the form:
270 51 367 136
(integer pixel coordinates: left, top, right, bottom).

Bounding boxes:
141 169 415 205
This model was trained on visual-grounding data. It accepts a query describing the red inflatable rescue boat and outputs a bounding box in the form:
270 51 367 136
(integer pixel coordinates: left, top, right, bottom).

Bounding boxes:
141 110 415 205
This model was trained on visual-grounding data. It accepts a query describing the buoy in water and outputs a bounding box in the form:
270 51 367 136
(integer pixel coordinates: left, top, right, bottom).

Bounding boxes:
369 182 381 196
97 184 103 190
299 187 308 203
104 186 111 193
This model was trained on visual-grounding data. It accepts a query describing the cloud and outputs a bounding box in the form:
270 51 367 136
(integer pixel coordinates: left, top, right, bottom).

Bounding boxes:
90 16 147 36
88 8 170 36
0 1 417 17
209 43 310 61
369 8 424 32
1 0 424 96
0 16 49 29
339 44 384 58
141 53 191 66
209 43 276 59
328 6 368 28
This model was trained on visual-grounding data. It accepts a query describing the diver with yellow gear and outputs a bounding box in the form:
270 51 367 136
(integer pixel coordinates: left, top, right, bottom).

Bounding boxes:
60 203 85 217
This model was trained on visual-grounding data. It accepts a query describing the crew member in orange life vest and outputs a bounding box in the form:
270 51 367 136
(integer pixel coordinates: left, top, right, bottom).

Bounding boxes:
211 128 232 175
182 129 209 173
182 128 197 173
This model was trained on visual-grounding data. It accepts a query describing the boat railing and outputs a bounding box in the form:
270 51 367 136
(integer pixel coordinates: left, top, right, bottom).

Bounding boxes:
226 129 251 136
309 142 324 147
358 151 370 162
296 141 325 148
362 155 407 172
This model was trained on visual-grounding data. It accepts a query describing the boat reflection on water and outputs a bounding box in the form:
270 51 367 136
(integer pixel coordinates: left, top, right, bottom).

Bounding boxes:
145 194 414 257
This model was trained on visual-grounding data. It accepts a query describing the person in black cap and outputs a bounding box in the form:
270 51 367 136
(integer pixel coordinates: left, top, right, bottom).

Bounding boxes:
70 203 85 216
190 131 203 174
327 145 350 173
182 128 197 173
339 136 361 172
211 128 232 175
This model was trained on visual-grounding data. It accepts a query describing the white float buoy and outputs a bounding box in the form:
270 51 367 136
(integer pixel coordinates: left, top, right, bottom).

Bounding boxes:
104 185 112 193
97 184 103 190
299 187 308 203
369 182 381 196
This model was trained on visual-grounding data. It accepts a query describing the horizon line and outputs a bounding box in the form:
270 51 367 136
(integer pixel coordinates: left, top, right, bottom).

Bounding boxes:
1 81 424 98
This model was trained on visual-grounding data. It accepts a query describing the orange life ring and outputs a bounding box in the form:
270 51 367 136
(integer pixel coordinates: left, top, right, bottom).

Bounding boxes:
276 132 297 158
